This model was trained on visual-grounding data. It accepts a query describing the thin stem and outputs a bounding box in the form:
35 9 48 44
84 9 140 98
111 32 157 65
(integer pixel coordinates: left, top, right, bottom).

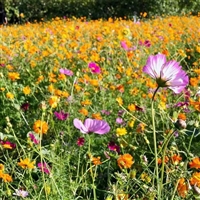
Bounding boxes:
160 131 175 195
151 86 160 199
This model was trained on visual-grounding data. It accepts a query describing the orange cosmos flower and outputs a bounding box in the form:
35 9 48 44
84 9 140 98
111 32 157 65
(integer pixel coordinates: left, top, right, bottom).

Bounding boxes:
18 158 35 169
158 156 169 165
79 108 88 116
128 104 136 112
92 113 102 120
136 123 146 133
178 113 186 121
8 72 20 81
0 172 13 182
190 172 200 187
81 99 92 106
177 178 188 198
91 156 102 165
117 154 134 169
189 157 200 169
33 120 48 134
171 154 182 165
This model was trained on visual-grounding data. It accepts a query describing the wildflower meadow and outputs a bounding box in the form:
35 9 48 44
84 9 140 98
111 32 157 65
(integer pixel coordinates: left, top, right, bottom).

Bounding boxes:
0 14 200 199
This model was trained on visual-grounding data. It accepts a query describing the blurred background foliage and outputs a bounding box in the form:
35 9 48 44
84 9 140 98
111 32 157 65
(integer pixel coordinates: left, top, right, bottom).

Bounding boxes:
1 0 200 23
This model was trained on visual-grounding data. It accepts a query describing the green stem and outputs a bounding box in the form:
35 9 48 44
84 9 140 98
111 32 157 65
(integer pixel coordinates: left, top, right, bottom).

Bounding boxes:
151 87 160 199
160 131 175 195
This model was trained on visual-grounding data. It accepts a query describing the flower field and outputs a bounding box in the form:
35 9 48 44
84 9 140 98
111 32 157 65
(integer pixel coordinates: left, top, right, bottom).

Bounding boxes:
0 15 200 199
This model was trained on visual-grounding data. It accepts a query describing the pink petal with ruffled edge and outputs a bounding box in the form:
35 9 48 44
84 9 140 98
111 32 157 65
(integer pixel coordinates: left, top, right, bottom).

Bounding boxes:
73 119 88 133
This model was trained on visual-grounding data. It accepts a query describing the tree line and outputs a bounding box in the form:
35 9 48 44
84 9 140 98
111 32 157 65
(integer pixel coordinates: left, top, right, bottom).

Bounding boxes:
1 0 200 23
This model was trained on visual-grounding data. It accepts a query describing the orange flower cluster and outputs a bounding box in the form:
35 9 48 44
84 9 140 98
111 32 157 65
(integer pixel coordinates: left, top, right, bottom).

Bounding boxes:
33 120 49 134
117 154 134 169
177 178 188 198
0 164 13 182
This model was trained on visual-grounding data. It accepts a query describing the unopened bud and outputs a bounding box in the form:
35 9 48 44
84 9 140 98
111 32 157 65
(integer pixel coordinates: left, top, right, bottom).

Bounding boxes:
175 119 187 129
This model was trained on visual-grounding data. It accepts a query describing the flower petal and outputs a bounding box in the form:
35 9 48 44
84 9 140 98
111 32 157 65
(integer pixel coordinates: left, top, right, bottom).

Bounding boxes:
91 119 110 134
143 54 166 79
73 118 88 133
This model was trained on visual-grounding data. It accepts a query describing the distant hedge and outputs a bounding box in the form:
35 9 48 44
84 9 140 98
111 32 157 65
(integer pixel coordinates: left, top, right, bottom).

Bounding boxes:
2 0 200 23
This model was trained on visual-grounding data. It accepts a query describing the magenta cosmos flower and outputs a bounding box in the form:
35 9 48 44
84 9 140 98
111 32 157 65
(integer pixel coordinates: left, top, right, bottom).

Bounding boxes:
73 118 110 134
54 111 69 121
88 62 101 74
143 54 189 94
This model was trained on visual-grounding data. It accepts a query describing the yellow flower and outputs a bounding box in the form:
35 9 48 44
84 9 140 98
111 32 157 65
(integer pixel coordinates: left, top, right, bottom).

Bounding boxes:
116 97 123 106
6 92 14 99
128 104 136 112
117 154 134 169
18 158 35 169
33 120 48 134
141 172 151 183
128 120 135 128
0 164 4 172
23 86 31 95
81 99 92 106
48 96 59 108
116 128 127 136
8 72 20 81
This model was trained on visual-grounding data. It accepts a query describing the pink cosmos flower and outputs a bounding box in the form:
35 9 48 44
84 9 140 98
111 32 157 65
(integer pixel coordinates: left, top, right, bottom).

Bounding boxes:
88 62 101 74
29 133 39 145
13 189 28 197
37 162 51 175
59 68 73 76
120 41 129 51
143 54 189 94
120 41 136 51
73 118 110 134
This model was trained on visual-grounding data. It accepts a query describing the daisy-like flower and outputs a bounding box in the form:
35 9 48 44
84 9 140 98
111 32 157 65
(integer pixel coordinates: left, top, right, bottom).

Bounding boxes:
117 153 134 169
13 189 28 198
73 118 110 134
18 158 35 169
143 54 189 94
33 120 48 134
